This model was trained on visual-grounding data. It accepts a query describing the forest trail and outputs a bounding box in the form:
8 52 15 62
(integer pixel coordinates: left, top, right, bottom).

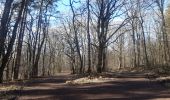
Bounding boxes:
2 72 170 100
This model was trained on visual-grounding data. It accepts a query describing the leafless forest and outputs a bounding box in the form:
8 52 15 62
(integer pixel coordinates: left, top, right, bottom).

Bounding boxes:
1 0 170 99
0 0 170 83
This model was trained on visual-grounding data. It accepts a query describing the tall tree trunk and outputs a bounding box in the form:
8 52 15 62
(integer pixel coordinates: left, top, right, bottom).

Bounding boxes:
0 0 26 83
155 0 170 65
0 0 14 58
30 0 43 77
87 0 91 73
97 45 103 73
13 4 28 79
131 20 137 68
69 0 83 74
136 31 141 67
42 40 47 76
118 35 124 70
32 28 46 77
102 47 107 71
140 17 149 67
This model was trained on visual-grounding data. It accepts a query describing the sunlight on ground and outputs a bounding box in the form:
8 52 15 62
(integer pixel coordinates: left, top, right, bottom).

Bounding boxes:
0 85 22 99
66 76 116 84
0 85 21 91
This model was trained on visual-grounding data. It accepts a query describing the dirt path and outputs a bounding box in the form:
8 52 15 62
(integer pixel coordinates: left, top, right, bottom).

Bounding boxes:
4 72 170 100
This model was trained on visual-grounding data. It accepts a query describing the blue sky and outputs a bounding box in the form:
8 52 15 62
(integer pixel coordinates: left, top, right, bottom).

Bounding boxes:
57 0 84 14
57 0 170 13
57 0 70 13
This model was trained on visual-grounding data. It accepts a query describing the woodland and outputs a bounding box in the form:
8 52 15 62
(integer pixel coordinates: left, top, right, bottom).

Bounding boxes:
0 0 170 99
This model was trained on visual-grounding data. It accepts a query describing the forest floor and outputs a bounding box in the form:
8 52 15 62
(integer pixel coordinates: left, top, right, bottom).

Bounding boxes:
0 72 170 100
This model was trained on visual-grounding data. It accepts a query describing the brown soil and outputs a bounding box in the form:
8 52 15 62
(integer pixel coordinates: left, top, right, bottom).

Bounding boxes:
1 72 170 100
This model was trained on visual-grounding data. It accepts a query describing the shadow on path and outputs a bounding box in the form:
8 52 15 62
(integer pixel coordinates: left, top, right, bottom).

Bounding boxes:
3 72 170 100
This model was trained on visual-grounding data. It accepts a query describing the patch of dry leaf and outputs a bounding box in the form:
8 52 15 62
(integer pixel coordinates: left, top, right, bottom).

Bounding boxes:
66 76 116 84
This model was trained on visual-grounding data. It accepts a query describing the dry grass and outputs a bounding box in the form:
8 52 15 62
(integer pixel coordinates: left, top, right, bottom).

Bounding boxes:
66 76 116 85
0 85 21 91
0 85 23 99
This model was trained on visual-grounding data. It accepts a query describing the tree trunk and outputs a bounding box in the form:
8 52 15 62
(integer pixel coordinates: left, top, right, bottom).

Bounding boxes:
0 0 14 57
13 4 28 79
0 0 26 83
139 15 149 67
87 0 91 73
97 44 103 73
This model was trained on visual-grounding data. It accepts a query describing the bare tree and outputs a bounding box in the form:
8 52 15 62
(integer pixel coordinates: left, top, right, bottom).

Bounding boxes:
0 0 14 58
155 0 170 65
0 0 27 83
87 0 91 73
69 0 83 73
